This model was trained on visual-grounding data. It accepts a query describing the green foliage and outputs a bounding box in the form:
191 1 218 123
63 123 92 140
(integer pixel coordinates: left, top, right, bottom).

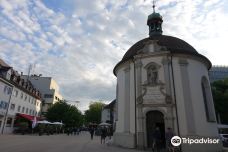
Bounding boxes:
84 101 105 124
211 78 228 124
45 101 83 127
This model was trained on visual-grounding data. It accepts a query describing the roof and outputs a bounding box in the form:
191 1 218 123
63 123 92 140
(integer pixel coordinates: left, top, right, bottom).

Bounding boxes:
104 99 116 109
0 58 11 68
148 12 162 20
114 35 211 75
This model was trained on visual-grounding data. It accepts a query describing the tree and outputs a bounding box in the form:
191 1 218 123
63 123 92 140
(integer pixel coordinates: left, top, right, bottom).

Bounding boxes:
84 101 105 124
211 78 228 124
46 101 83 127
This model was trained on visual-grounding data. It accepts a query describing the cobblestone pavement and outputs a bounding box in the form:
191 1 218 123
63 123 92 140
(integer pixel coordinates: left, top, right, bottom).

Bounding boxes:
0 132 144 152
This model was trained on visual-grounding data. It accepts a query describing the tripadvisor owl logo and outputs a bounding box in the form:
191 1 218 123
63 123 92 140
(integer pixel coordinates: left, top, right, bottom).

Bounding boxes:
171 136 182 146
171 136 220 146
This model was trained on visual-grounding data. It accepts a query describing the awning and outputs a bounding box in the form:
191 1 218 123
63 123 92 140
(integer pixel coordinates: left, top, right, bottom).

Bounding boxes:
16 113 40 121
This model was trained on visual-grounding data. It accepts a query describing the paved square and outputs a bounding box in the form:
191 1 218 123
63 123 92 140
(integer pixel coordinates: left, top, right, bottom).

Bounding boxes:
0 132 144 152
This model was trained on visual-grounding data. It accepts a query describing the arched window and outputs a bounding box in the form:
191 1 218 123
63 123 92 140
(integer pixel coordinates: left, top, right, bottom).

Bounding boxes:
201 76 216 122
146 64 158 85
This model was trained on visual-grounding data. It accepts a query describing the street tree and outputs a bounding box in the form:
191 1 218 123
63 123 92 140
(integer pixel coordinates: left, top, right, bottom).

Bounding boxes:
84 101 105 124
46 101 83 127
211 78 228 124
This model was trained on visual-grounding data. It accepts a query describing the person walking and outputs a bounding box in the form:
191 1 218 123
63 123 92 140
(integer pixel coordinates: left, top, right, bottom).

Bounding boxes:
89 127 95 140
152 127 162 152
165 128 174 152
100 127 107 144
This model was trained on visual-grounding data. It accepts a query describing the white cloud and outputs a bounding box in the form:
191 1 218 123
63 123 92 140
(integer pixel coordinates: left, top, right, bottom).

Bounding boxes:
0 0 228 111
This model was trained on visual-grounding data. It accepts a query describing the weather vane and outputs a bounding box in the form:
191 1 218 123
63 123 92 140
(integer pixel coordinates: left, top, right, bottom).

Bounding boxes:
152 0 156 12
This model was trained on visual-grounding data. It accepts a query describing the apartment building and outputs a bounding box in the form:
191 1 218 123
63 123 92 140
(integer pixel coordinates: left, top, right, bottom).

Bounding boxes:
22 75 63 115
0 59 42 134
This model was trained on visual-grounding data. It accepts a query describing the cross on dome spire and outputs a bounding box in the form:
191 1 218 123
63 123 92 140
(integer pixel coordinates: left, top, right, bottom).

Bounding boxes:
147 0 163 37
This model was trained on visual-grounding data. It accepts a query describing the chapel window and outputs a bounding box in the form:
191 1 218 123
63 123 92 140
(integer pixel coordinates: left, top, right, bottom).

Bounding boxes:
201 76 216 122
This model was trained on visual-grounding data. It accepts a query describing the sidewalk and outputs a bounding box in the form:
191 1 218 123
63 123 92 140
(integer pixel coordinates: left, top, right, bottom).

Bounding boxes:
0 132 144 152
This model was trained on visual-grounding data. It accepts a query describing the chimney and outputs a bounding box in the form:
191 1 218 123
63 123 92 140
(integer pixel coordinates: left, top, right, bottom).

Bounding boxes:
21 72 23 76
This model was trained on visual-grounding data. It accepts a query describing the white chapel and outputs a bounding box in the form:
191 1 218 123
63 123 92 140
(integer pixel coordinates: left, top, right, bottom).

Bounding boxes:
113 6 222 152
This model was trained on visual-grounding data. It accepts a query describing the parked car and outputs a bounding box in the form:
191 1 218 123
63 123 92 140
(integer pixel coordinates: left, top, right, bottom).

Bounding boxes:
220 134 228 147
218 124 228 147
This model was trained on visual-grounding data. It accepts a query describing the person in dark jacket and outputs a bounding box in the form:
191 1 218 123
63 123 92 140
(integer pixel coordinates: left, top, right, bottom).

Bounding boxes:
89 127 95 140
100 127 107 144
152 127 162 152
165 127 175 151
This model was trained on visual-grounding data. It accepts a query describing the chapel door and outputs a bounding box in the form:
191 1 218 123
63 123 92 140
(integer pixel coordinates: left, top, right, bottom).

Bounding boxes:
146 111 165 148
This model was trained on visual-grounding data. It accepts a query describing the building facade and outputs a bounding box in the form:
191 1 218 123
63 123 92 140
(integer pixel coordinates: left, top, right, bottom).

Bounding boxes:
0 78 13 134
22 75 63 115
101 108 110 123
209 66 228 82
101 100 116 125
0 59 42 134
113 9 222 152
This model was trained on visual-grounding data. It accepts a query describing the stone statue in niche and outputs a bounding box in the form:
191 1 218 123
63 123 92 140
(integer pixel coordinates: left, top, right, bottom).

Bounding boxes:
147 65 158 85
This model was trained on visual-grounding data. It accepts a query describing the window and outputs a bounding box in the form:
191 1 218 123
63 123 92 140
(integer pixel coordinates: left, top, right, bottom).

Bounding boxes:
20 92 23 99
24 95 27 101
201 76 216 122
44 94 53 98
6 117 12 127
0 101 8 109
26 108 28 114
29 109 32 115
28 97 31 103
13 90 18 97
17 105 21 112
10 104 15 111
4 86 12 95
22 107 25 113
3 86 7 94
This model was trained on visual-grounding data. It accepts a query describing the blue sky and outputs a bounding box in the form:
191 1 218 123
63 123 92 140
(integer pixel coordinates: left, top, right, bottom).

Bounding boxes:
0 0 228 111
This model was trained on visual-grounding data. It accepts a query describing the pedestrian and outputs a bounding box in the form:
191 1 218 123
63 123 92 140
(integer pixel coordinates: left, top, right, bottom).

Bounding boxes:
77 128 80 135
107 127 112 139
100 127 107 144
90 127 94 140
165 127 174 152
152 127 162 152
66 127 70 136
